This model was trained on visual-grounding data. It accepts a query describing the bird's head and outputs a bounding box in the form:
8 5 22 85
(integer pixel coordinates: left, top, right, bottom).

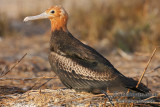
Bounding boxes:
24 6 68 32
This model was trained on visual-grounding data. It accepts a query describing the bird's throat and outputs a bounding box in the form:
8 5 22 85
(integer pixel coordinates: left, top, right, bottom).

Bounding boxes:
50 18 68 32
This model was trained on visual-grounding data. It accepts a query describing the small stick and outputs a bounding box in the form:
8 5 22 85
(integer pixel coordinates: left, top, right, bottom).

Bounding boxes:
28 78 42 90
0 53 27 78
0 76 57 81
147 66 160 74
36 78 53 89
101 90 114 106
131 47 159 107
136 47 158 88
142 96 156 101
128 47 158 93
35 74 56 89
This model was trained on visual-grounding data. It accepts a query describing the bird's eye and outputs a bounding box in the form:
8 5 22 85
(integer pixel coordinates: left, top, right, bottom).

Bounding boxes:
51 10 55 14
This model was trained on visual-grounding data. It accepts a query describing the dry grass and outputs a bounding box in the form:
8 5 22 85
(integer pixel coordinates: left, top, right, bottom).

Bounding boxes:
1 89 159 106
74 0 160 53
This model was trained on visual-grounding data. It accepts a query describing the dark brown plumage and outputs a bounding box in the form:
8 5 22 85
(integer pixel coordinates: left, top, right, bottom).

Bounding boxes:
49 29 150 94
24 6 150 94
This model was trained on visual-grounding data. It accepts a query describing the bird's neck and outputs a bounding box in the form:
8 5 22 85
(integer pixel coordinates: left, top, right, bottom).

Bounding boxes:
50 29 70 52
50 29 80 55
50 17 68 32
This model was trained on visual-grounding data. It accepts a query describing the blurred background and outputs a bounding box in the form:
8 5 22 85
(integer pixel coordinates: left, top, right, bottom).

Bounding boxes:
1 0 160 53
0 0 160 94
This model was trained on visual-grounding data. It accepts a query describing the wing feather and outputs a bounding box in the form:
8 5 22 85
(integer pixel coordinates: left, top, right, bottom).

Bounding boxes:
49 52 118 81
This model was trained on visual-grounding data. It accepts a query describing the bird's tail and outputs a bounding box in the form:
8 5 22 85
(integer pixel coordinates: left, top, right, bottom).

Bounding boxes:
125 77 151 94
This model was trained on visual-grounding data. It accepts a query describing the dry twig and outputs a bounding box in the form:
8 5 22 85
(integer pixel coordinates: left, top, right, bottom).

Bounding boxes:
131 47 159 107
147 65 160 74
0 76 57 81
36 78 53 89
0 53 27 78
136 47 158 88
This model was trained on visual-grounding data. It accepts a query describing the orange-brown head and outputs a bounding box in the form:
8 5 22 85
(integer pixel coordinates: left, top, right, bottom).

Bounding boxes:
24 6 68 32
